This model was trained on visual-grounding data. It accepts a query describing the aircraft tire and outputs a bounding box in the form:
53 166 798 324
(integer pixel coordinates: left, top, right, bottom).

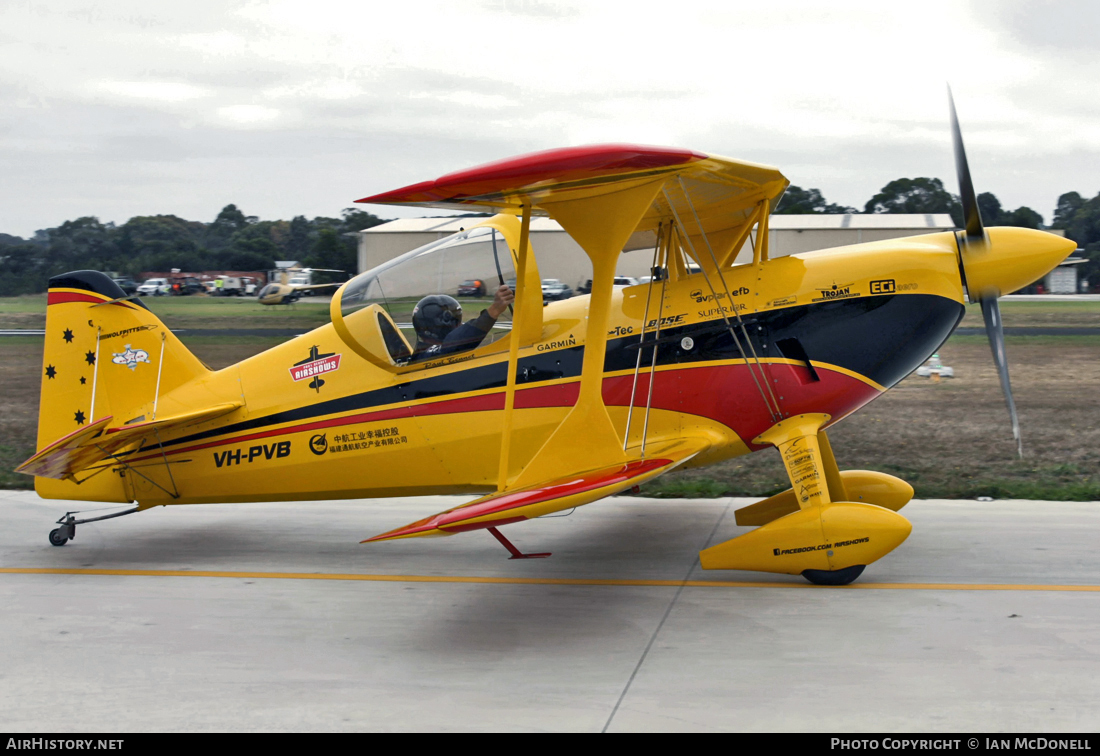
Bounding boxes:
48 529 69 547
801 565 865 586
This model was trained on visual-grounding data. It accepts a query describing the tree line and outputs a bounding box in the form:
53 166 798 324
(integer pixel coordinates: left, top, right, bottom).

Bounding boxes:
0 205 384 296
1 176 1097 296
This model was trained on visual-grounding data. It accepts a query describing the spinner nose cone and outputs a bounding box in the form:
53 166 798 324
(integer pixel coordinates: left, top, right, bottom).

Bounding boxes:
962 227 1077 298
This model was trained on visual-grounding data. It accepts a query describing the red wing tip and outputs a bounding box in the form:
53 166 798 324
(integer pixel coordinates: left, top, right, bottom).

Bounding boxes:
362 523 439 543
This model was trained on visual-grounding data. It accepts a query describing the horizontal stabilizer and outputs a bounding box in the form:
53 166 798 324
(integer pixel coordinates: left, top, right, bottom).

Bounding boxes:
93 402 243 461
16 417 114 479
365 437 710 543
19 402 241 479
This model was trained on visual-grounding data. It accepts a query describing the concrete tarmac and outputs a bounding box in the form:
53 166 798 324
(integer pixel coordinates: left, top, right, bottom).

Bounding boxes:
1 490 1099 732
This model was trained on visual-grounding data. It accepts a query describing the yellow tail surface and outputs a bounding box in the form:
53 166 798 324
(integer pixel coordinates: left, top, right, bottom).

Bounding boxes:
34 271 210 502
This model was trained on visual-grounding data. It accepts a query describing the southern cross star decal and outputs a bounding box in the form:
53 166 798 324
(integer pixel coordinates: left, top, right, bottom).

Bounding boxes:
79 376 86 385
74 410 85 425
62 328 74 343
45 365 56 379
85 350 96 366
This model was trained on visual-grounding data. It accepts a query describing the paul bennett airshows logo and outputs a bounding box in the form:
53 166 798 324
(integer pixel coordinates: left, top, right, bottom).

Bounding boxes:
291 346 341 392
111 344 150 370
773 537 869 556
812 282 859 302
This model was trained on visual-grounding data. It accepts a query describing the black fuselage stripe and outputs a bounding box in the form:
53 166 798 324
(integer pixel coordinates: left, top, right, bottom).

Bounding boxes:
157 293 961 450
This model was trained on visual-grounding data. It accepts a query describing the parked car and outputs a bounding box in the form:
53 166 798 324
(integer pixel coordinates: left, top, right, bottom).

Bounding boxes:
137 278 169 296
457 279 486 297
112 277 138 296
541 279 574 304
168 277 204 296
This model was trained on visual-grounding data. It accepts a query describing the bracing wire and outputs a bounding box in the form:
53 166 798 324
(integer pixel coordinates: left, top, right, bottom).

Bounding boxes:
661 185 781 423
676 176 783 418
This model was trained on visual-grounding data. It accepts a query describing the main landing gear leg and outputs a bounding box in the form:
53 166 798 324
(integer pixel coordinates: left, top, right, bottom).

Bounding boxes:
48 506 141 547
701 414 911 585
756 415 868 586
487 527 551 560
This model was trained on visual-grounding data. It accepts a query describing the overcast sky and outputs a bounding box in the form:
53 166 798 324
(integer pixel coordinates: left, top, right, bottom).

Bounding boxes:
2 0 1098 237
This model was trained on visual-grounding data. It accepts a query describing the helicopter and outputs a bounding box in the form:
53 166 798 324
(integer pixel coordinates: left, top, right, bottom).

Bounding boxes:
256 267 347 305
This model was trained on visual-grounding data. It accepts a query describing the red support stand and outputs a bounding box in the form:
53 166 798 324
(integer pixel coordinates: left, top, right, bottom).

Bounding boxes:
487 526 551 560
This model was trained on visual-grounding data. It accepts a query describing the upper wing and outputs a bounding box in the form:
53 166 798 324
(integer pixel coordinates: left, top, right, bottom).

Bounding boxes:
355 143 788 252
18 402 241 479
364 436 710 542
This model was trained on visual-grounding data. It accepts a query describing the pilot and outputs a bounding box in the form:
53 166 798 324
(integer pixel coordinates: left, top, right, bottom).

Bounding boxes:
410 284 514 363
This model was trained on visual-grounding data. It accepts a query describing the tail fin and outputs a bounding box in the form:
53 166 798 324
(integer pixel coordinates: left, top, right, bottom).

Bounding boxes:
34 271 209 501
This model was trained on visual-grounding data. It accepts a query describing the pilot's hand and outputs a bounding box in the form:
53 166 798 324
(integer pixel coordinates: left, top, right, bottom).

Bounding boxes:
487 284 515 319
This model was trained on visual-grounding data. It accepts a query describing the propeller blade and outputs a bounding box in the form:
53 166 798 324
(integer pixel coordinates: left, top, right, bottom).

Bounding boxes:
948 86 985 246
980 296 1023 458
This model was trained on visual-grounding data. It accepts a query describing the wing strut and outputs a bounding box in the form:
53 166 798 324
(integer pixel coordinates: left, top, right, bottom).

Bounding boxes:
622 222 667 454
496 204 532 491
487 526 551 559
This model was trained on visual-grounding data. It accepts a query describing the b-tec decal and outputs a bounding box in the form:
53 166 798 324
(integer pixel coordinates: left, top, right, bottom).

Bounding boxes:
214 441 291 467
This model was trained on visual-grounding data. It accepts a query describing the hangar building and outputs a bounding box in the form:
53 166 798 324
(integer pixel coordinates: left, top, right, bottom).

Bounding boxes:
358 214 957 289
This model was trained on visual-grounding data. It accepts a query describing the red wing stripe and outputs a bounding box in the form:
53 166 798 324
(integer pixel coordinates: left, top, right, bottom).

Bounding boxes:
438 458 670 527
371 458 671 540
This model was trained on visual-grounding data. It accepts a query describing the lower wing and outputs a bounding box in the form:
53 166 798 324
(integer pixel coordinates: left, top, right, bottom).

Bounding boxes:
364 436 710 542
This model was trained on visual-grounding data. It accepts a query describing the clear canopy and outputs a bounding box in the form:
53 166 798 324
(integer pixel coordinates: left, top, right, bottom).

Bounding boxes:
338 225 516 362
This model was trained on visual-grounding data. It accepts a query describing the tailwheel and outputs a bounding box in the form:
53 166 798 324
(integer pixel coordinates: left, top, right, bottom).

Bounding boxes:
801 564 865 586
48 528 69 547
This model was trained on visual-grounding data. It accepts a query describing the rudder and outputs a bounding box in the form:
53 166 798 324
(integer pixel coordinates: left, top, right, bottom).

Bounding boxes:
34 271 210 501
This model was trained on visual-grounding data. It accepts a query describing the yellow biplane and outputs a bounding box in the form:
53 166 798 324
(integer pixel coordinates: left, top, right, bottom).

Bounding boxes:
20 99 1074 584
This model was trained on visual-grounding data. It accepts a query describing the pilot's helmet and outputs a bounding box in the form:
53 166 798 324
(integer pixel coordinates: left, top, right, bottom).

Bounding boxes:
412 295 463 343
